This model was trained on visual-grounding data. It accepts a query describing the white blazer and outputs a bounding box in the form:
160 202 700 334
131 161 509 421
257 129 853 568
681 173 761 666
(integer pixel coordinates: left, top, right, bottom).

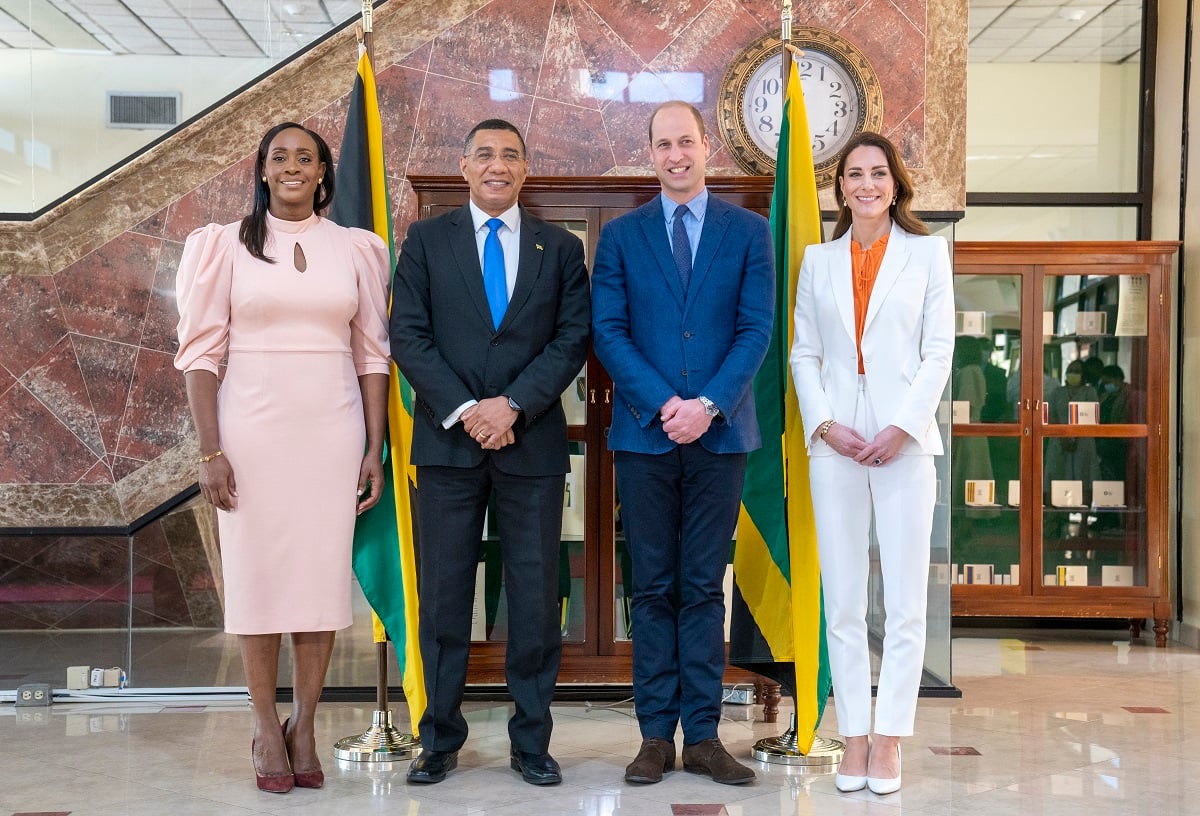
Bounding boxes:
789 223 954 457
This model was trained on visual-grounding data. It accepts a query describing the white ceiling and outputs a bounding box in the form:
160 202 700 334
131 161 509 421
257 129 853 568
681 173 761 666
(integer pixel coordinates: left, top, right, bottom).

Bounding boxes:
969 0 1142 63
0 0 362 57
0 0 1143 62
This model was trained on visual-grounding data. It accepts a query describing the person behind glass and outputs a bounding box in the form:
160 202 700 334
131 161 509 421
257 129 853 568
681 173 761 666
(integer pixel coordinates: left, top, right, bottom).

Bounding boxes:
389 118 590 786
788 131 954 795
174 122 391 793
591 101 774 786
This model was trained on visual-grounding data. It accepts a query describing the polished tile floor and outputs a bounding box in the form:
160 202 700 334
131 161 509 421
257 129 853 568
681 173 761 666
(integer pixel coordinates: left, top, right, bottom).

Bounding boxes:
2 631 1197 815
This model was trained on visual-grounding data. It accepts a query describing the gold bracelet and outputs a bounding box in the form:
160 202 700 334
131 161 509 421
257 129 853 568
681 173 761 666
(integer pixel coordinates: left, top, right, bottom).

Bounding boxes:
198 450 224 464
818 419 835 439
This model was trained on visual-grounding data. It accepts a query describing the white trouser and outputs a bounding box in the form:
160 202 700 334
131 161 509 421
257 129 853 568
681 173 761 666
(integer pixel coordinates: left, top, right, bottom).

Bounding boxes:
808 375 935 737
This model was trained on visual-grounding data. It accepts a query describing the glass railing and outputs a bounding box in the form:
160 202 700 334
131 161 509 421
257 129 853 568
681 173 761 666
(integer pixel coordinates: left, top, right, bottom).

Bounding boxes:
1 0 369 216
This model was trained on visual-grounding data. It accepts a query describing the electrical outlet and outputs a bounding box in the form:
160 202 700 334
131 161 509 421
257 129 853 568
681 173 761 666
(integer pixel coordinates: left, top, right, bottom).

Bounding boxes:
722 685 755 705
15 683 52 707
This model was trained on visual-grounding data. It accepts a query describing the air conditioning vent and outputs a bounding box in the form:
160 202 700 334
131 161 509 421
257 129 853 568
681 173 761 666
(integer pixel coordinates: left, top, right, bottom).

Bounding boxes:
106 92 181 129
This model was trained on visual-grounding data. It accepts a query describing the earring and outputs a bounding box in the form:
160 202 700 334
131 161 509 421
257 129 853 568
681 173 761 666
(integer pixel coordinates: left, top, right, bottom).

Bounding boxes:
891 196 897 206
261 176 267 182
318 177 323 184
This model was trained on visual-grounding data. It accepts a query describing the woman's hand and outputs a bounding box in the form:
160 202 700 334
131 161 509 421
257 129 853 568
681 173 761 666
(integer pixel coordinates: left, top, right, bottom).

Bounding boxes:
199 456 238 512
854 424 911 468
822 422 868 459
356 453 384 514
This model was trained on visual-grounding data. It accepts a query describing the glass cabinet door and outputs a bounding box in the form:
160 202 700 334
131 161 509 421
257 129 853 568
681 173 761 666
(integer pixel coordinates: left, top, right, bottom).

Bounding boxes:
1038 271 1150 590
951 272 1024 588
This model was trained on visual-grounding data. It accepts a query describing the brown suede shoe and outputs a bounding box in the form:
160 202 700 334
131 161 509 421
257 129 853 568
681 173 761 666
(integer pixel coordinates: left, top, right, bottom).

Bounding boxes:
681 738 755 785
625 738 676 784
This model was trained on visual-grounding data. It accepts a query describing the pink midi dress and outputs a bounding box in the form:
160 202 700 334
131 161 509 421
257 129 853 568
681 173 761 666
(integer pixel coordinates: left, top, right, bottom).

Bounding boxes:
174 212 391 634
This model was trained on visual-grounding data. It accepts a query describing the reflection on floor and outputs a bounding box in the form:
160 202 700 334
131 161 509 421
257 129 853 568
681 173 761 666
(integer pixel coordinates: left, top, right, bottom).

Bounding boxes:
3 631 1198 815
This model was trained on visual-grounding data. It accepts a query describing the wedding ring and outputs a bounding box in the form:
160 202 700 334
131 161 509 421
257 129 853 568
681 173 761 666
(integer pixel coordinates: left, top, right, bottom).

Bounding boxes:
478 431 486 441
873 457 882 465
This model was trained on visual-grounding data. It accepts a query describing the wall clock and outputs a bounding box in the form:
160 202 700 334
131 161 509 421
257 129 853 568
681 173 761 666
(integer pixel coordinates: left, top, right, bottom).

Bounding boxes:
717 28 884 187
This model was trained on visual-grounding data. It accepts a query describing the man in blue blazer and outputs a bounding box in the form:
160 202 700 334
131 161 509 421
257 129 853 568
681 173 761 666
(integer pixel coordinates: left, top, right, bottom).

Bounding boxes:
591 101 774 785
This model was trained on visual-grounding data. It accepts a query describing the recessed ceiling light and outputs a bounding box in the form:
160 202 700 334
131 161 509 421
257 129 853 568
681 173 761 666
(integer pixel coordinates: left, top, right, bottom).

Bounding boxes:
1059 9 1087 22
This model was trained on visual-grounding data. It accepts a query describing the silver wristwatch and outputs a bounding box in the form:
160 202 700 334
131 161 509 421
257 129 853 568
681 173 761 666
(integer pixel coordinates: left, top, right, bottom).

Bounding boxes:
698 395 720 417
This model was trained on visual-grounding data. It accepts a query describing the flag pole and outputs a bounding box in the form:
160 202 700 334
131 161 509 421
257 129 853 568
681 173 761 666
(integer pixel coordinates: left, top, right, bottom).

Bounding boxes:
748 1 844 770
332 0 419 763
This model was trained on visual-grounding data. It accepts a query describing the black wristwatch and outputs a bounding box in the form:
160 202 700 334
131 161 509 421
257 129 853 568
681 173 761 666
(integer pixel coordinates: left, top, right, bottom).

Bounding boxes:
506 396 522 413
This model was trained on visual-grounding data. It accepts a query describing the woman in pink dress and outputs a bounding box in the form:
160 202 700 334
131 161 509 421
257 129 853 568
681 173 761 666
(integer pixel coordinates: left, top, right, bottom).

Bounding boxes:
175 122 391 793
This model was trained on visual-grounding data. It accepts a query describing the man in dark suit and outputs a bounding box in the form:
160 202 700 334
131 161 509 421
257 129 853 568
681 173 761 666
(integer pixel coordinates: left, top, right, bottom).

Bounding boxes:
591 101 774 785
390 119 590 786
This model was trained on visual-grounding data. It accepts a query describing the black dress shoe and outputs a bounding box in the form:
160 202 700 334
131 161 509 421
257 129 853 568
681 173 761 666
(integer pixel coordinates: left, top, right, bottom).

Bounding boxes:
510 749 562 785
407 749 458 784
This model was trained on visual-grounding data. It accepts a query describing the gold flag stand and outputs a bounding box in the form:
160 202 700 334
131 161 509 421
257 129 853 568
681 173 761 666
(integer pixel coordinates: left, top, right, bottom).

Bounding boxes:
334 642 420 762
753 711 843 768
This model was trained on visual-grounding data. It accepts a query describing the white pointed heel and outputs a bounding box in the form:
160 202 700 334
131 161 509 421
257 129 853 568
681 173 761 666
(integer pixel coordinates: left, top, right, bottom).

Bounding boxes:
835 772 867 792
867 746 901 795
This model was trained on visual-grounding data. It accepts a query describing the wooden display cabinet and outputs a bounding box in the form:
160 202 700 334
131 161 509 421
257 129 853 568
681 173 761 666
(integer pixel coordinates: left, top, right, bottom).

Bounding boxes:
949 242 1178 646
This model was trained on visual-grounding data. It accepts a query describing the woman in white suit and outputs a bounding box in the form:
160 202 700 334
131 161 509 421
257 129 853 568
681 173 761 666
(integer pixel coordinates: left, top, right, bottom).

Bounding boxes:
789 132 954 795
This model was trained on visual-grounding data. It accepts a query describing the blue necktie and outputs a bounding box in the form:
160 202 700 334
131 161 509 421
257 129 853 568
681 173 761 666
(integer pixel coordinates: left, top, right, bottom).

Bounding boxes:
483 217 508 329
671 204 691 291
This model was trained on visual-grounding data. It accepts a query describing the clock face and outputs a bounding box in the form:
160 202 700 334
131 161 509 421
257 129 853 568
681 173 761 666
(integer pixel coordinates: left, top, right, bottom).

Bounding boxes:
719 29 884 186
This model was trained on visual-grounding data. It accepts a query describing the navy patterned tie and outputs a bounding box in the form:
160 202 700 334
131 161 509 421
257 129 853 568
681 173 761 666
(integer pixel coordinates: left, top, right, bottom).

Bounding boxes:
483 217 507 329
671 204 691 291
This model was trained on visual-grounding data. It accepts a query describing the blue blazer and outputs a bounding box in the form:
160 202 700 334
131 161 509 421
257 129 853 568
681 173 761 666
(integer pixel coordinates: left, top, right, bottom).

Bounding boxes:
591 193 775 455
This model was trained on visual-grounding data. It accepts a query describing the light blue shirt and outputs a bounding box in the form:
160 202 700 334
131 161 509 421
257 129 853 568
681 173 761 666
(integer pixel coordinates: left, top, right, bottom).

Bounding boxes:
660 188 708 264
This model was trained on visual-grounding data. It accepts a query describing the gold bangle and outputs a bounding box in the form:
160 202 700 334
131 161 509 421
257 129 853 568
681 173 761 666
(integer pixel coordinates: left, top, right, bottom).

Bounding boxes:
818 419 835 439
198 450 224 464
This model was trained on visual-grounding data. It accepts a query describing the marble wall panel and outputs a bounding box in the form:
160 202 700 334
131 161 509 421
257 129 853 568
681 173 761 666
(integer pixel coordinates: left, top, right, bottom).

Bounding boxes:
0 0 964 529
74 334 139 457
55 232 161 347
116 349 190 462
141 239 183 356
0 274 68 379
19 335 105 459
428 0 555 99
0 383 100 484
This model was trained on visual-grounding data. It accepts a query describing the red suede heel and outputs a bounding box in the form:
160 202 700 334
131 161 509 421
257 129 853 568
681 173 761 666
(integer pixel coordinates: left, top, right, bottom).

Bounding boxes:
283 717 325 789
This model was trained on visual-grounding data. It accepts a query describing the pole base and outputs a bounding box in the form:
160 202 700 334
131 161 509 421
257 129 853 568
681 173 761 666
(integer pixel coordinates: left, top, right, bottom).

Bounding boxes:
752 713 844 768
333 709 420 762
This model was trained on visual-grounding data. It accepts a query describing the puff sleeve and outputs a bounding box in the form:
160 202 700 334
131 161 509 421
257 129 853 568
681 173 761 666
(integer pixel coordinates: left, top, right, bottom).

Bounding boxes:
174 223 236 376
348 227 392 377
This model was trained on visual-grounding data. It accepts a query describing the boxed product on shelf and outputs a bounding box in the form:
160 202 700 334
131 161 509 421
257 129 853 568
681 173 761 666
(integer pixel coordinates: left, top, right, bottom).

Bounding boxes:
1068 401 1099 424
964 564 994 585
1075 311 1108 335
1007 480 1020 506
1050 480 1085 507
964 479 996 506
1092 480 1125 508
1056 565 1089 586
956 310 987 336
1102 565 1135 586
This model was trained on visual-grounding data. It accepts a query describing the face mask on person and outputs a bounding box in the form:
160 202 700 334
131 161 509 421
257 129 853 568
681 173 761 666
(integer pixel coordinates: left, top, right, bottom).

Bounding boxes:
1065 373 1083 387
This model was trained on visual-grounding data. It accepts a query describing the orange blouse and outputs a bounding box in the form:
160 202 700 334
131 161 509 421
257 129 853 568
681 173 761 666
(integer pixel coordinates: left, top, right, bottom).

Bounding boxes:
850 233 889 374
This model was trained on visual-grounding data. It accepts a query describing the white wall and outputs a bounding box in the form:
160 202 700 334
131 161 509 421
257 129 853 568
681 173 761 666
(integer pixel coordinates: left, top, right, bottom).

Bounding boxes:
967 61 1141 195
0 51 267 212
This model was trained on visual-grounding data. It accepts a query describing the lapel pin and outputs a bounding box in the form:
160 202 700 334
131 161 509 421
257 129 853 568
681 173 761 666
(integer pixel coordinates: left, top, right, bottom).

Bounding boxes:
535 243 544 251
